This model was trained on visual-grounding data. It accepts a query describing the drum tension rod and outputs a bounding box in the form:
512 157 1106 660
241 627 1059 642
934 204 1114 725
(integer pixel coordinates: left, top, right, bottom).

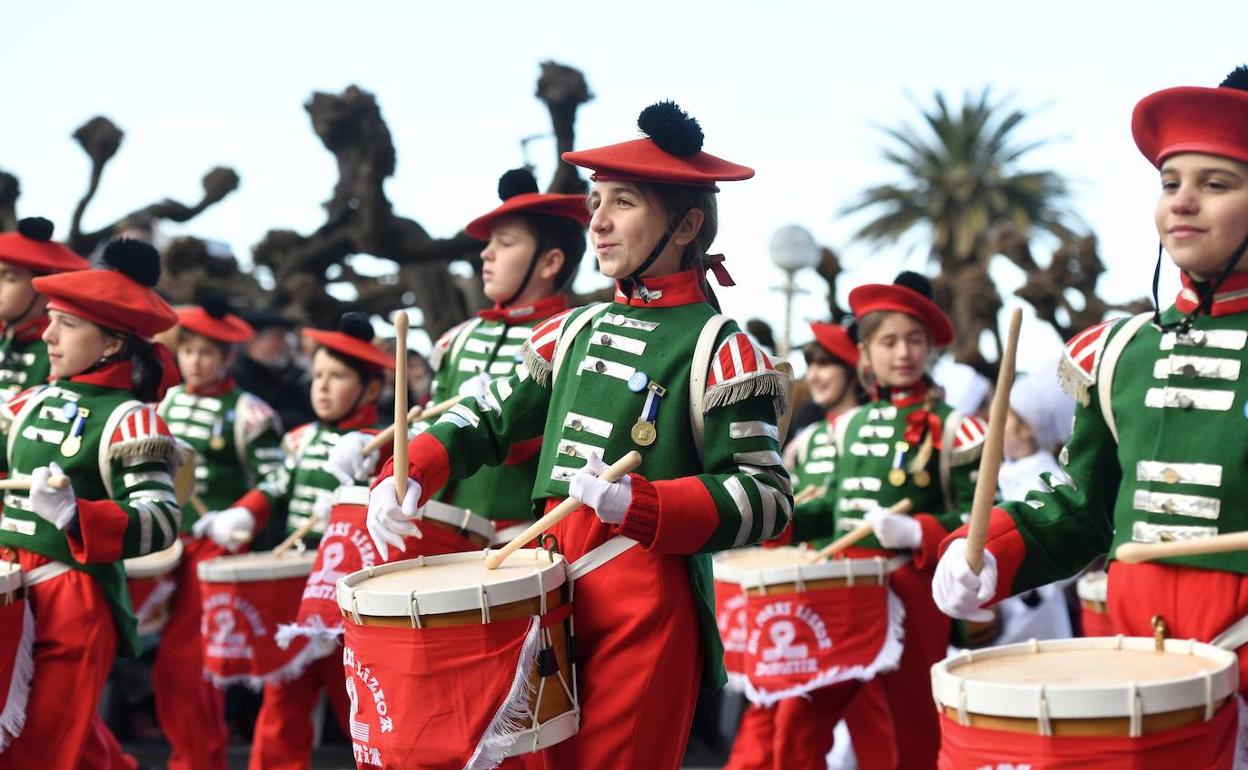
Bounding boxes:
1151 614 1168 652
540 533 561 556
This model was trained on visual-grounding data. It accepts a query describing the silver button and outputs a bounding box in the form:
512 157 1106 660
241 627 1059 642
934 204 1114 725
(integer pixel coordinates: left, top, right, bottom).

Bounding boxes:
1162 468 1180 484
571 419 583 431
1190 331 1207 347
1181 364 1198 379
565 444 578 458
595 360 606 373
1162 500 1176 514
601 334 613 347
1177 394 1194 410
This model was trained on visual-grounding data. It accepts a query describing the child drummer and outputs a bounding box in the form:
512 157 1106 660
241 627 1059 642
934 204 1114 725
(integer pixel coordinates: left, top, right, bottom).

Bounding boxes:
934 66 1248 711
0 217 91 397
786 273 988 770
150 296 283 770
329 166 587 545
204 312 392 770
0 239 183 768
368 101 792 769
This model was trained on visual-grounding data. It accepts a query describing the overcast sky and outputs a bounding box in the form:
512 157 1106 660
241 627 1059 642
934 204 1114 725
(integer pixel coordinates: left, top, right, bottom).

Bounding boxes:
4 0 1246 372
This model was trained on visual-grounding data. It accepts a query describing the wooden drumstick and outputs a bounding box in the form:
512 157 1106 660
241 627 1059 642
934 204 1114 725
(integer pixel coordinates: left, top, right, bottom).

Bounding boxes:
273 514 319 556
190 495 210 517
1115 532 1248 564
393 311 410 504
484 451 642 570
0 475 71 490
964 308 1022 575
361 396 465 457
807 498 913 562
793 485 822 506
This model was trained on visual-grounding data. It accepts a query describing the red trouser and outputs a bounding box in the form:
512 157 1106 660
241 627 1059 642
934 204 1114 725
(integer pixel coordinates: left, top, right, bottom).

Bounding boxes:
533 506 703 770
877 561 948 770
1 550 117 770
1109 561 1248 693
79 715 139 770
724 678 897 770
248 651 351 770
151 536 229 770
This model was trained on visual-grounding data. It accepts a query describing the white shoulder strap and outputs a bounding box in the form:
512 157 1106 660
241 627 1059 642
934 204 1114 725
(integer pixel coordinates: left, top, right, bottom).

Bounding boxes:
939 409 965 513
1097 312 1152 444
552 303 611 384
831 405 860 457
6 386 51 469
688 314 732 464
447 317 484 369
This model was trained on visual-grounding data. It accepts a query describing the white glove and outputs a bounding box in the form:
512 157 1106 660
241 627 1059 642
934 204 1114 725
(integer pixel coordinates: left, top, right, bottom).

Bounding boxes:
367 476 422 562
327 431 380 485
864 506 923 550
932 538 998 622
192 506 255 552
30 462 77 530
457 372 492 399
569 454 633 525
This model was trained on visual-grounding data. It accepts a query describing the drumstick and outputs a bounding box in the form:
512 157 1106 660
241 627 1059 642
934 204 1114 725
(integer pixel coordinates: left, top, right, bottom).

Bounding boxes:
361 396 465 457
776 361 797 444
964 308 1022 575
1115 532 1248 564
272 514 318 556
0 475 71 490
806 498 912 562
393 311 409 504
484 451 642 570
190 495 210 517
793 485 822 506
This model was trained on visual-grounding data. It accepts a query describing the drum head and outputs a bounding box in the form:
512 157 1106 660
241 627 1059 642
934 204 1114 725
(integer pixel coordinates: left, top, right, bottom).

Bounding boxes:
715 547 808 571
198 550 316 582
124 538 185 578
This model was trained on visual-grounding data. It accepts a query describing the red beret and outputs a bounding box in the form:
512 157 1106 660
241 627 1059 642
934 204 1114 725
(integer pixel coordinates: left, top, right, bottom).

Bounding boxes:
809 322 860 368
465 193 590 241
1133 85 1248 168
176 306 254 344
849 283 954 348
35 269 178 338
0 218 90 274
303 328 394 371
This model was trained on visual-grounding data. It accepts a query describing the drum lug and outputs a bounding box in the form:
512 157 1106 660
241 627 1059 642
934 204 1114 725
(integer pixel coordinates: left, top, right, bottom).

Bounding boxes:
1152 614 1168 652
540 533 561 557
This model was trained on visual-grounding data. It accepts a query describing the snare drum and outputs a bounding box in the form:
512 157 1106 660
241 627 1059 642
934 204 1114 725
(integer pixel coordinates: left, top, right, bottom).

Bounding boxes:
125 539 184 635
932 637 1239 769
337 549 578 767
1077 570 1114 637
0 561 29 752
197 550 316 688
712 547 907 706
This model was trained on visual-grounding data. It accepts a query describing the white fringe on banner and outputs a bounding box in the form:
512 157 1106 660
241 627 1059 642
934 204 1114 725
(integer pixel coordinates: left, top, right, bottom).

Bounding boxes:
742 590 906 708
0 603 35 751
463 615 541 770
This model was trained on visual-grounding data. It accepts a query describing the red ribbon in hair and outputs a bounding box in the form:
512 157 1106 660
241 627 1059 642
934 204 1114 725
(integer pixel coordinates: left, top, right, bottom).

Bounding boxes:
903 410 943 448
703 253 736 287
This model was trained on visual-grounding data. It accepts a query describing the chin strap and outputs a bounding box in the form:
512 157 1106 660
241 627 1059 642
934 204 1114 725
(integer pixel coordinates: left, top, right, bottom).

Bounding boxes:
1153 230 1248 333
499 232 550 308
625 207 692 303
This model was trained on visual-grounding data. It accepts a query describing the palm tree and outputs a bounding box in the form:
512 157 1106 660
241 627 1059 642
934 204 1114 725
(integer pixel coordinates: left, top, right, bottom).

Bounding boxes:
842 90 1078 371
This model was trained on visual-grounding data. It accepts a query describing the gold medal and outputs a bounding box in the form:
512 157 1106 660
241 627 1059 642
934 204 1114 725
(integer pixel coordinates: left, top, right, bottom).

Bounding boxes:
631 420 657 447
888 468 906 487
913 470 932 488
61 435 82 457
210 436 226 451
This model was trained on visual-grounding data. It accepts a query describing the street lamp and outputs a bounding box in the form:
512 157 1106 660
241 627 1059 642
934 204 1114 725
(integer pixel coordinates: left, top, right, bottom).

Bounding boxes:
769 225 821 358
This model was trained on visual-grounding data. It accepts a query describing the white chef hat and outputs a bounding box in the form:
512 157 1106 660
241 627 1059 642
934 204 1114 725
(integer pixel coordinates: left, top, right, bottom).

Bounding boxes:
933 359 991 415
1009 359 1077 452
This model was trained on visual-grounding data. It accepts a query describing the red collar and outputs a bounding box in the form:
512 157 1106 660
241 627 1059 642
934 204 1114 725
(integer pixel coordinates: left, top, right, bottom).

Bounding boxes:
1176 271 1248 317
877 379 932 408
186 376 237 397
334 402 379 432
614 270 707 308
68 360 135 391
1 315 49 345
476 294 569 324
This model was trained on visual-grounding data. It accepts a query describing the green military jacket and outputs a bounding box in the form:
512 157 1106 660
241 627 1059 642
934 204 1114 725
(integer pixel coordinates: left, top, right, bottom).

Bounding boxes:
975 280 1248 594
412 271 794 688
427 296 568 521
0 373 182 657
789 383 987 562
158 381 284 531
0 317 51 399
786 416 840 548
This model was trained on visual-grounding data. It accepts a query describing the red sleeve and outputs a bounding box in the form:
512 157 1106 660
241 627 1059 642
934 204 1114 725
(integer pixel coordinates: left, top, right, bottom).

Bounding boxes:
235 489 274 531
939 507 1027 604
503 437 542 466
614 475 721 554
371 432 451 506
911 513 949 570
64 499 130 563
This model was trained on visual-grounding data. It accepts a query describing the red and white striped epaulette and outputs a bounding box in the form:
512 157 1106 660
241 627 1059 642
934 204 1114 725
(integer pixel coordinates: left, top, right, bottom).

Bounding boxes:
281 422 317 457
108 404 179 464
949 413 989 466
1058 318 1124 405
704 332 791 414
519 307 577 385
0 386 43 428
236 392 281 443
428 319 476 373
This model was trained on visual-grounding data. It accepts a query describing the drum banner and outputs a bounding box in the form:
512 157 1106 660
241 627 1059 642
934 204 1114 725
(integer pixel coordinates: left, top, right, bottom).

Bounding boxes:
0 597 33 751
200 573 311 689
1080 606 1115 637
937 701 1236 770
343 604 572 770
714 580 749 692
738 583 904 707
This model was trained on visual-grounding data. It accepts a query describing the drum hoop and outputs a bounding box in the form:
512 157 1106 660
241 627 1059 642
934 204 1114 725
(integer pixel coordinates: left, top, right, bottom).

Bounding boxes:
337 549 567 618
333 486 371 506
713 550 908 589
1075 571 1108 603
124 538 185 579
930 636 1238 722
197 551 316 582
420 500 497 541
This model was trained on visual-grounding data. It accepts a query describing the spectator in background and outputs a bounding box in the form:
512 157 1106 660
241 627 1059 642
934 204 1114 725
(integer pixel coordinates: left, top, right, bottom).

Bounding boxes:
231 309 314 432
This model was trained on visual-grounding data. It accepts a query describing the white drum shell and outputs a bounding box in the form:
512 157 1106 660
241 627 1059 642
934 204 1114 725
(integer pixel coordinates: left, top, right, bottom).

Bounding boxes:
713 546 908 591
337 549 566 618
197 551 316 582
124 539 184 579
1076 569 1108 604
931 636 1238 721
419 499 497 543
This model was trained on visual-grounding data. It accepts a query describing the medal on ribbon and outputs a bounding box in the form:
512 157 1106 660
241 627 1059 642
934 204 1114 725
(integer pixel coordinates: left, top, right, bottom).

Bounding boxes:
631 379 666 447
